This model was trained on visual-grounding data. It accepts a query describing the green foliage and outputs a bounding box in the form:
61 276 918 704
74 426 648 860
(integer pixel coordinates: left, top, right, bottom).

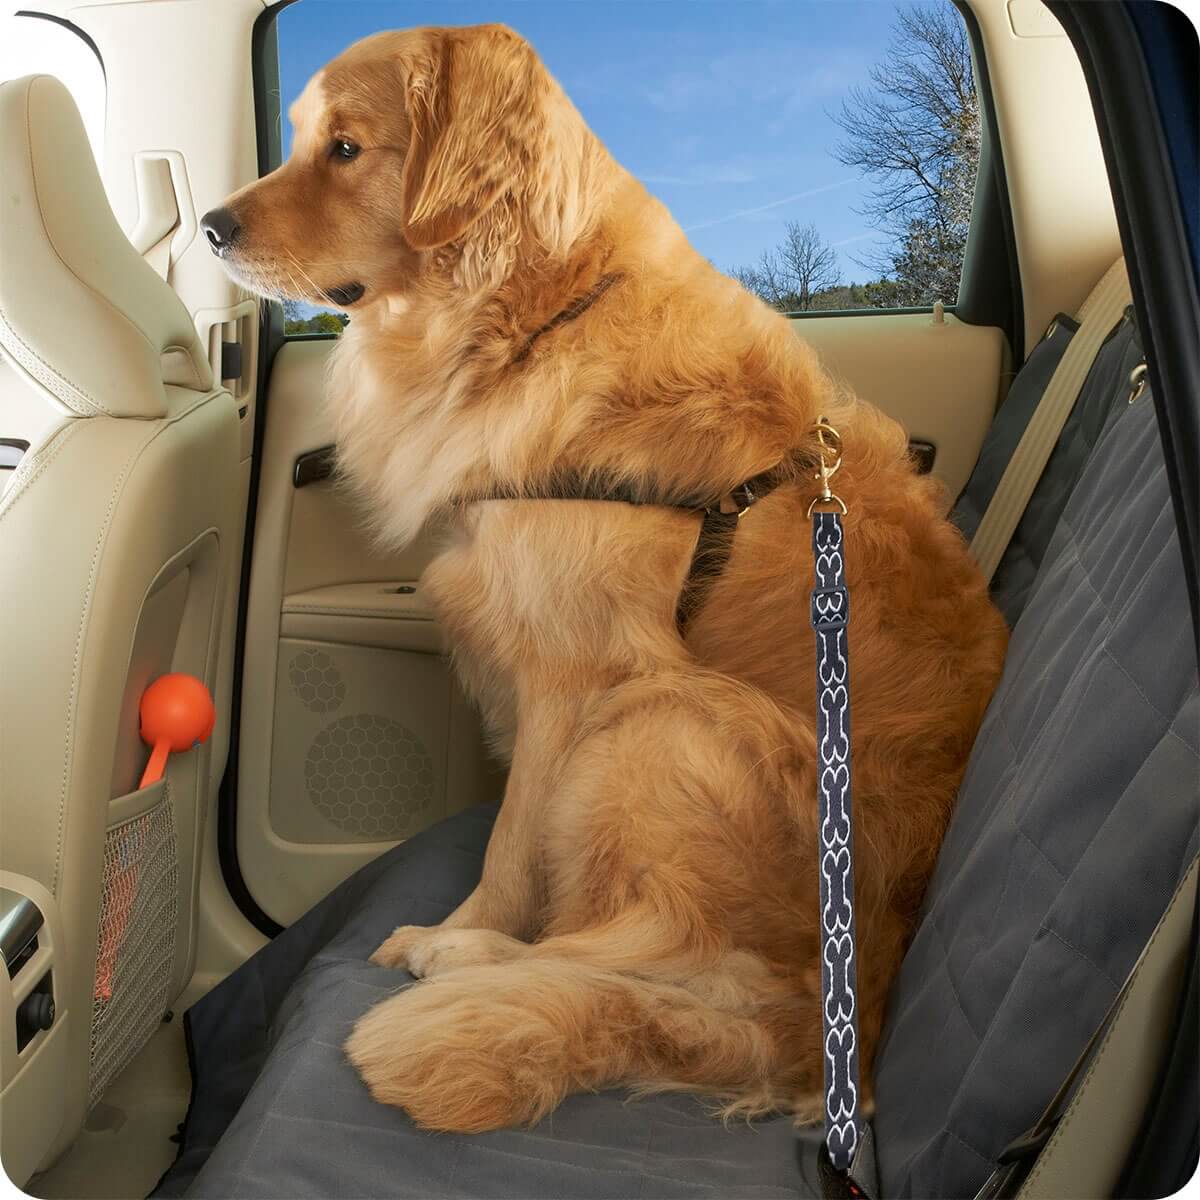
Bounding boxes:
284 310 350 336
738 277 906 315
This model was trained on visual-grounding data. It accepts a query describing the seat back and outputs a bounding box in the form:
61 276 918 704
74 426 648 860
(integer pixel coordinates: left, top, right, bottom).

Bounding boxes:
0 75 239 1181
954 266 1141 625
876 305 1199 1195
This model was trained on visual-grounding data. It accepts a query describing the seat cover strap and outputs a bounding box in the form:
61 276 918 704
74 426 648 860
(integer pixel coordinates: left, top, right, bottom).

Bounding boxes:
970 257 1130 582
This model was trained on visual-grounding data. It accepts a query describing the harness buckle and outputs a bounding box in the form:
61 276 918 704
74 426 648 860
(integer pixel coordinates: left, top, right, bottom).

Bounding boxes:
715 481 757 518
810 585 850 632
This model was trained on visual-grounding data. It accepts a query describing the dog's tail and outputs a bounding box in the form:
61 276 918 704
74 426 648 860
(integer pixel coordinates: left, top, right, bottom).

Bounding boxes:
345 956 796 1132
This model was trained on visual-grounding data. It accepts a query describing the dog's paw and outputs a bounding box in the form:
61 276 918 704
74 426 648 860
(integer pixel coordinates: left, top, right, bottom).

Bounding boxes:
369 925 522 978
369 925 430 971
791 1092 825 1127
345 970 565 1132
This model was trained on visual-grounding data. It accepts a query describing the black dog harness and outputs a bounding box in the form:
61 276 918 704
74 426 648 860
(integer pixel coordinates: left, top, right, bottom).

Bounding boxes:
470 459 807 633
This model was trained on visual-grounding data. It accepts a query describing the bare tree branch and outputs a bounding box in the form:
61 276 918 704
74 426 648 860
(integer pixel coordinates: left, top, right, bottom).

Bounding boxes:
831 1 979 304
728 2 978 309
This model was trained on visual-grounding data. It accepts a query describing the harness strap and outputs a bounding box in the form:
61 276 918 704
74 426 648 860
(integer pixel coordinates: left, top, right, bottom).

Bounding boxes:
462 457 809 634
675 509 739 631
673 464 799 632
511 272 624 365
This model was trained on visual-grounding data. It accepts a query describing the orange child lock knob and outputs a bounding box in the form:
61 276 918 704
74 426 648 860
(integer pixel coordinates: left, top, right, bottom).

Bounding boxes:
138 673 216 789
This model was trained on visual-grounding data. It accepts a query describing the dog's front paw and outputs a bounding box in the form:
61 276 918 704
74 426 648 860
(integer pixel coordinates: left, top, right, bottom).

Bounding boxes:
370 925 523 978
369 925 430 971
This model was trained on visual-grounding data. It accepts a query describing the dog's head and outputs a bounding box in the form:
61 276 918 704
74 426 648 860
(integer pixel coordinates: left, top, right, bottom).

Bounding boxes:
202 24 593 307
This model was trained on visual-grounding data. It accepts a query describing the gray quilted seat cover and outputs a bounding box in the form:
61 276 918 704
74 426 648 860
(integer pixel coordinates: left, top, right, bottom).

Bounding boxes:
157 806 825 1199
876 365 1198 1194
155 326 1197 1199
953 310 1143 625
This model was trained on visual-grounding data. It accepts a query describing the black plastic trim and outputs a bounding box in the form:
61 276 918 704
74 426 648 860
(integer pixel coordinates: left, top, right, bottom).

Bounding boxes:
14 10 106 81
214 1 299 940
950 1 1023 364
253 1 300 176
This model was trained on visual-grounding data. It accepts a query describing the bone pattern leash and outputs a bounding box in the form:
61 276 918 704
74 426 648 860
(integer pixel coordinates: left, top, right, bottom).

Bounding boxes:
808 420 863 1175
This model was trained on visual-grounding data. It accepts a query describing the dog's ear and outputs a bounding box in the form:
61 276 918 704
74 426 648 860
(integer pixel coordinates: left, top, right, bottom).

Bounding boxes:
401 26 540 251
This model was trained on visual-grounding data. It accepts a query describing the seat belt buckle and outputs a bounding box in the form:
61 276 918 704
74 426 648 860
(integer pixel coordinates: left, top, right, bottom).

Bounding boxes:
811 585 850 632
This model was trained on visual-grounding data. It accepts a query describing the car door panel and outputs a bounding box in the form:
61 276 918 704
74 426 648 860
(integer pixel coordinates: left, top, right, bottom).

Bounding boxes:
796 311 1008 504
237 338 502 926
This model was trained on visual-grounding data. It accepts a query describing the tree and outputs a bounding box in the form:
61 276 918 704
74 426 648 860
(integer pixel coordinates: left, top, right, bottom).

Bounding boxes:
832 2 979 306
308 311 349 335
283 309 350 335
731 222 841 311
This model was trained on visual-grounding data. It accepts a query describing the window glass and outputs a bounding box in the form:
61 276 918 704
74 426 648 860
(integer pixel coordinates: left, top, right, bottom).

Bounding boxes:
276 0 980 329
0 14 105 166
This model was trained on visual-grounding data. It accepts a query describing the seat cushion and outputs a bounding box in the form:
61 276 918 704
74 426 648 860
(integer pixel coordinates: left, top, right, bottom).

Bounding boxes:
157 805 821 1199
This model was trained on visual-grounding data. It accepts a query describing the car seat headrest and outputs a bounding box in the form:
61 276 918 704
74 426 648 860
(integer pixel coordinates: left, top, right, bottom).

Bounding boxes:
0 75 214 419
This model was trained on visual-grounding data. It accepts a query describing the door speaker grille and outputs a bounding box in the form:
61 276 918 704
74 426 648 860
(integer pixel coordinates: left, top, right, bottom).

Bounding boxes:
304 713 434 839
288 648 346 713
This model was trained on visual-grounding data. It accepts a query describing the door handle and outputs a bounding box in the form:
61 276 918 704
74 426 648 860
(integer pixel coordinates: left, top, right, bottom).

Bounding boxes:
294 445 338 488
909 440 936 474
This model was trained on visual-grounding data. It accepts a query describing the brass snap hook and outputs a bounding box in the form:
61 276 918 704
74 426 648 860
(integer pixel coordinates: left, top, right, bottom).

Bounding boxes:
808 416 848 516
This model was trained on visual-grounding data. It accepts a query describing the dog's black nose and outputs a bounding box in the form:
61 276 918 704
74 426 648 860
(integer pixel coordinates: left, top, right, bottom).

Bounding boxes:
201 207 241 253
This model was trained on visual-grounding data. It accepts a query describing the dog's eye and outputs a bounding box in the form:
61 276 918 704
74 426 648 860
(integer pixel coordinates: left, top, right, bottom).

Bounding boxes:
331 139 360 161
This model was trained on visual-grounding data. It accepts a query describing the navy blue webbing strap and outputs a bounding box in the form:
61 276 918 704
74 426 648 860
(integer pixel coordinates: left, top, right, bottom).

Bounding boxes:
811 508 864 1176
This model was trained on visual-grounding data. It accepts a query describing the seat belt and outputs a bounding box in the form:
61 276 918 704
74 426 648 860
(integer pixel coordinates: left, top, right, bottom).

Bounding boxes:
142 231 173 281
970 258 1131 583
974 854 1199 1200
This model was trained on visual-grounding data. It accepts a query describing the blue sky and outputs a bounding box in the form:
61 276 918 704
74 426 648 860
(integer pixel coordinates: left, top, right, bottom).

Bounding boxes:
277 0 940 284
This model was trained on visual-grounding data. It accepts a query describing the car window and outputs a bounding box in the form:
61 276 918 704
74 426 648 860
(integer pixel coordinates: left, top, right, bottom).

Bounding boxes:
274 0 981 331
0 13 105 167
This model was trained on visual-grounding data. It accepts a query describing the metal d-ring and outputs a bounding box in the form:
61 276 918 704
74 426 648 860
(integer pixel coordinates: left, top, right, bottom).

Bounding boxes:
807 492 849 517
1128 362 1148 405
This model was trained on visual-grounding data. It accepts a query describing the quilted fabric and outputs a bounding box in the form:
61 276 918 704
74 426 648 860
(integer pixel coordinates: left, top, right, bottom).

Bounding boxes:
157 322 1197 1200
873 375 1199 1196
953 311 1143 625
158 804 821 1199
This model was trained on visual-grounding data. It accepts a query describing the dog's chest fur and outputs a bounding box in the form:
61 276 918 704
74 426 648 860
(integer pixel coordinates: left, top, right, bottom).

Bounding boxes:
327 329 702 735
421 501 697 737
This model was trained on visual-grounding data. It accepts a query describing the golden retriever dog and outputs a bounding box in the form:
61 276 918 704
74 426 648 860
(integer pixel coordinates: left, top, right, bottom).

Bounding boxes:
205 23 1008 1132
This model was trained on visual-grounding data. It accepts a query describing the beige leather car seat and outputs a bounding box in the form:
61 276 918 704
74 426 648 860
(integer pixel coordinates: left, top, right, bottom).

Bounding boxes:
0 75 239 1183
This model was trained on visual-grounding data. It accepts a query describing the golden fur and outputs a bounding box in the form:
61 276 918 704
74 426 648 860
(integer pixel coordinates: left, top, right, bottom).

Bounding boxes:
213 24 1009 1132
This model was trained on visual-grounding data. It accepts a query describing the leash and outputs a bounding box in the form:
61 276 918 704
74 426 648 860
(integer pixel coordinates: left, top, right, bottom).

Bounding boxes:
808 418 867 1193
